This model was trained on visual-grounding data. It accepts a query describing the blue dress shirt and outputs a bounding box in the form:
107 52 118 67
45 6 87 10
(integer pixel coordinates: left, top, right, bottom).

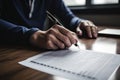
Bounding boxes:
0 0 81 44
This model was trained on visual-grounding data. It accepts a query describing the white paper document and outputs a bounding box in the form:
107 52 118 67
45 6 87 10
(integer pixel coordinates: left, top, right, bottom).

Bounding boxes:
19 45 120 80
98 28 120 36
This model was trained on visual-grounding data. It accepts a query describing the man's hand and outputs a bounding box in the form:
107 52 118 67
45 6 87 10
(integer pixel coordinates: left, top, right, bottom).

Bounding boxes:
76 20 98 38
30 24 78 50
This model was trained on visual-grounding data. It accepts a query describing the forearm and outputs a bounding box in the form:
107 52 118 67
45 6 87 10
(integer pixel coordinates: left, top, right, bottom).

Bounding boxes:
0 19 39 44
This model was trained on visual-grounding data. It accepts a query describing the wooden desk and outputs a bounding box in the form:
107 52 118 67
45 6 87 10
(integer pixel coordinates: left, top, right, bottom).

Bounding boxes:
0 27 120 80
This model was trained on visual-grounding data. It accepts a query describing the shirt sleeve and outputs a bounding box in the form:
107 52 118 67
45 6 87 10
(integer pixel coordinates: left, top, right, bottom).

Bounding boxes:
47 0 83 31
0 19 39 44
0 0 39 44
0 0 2 17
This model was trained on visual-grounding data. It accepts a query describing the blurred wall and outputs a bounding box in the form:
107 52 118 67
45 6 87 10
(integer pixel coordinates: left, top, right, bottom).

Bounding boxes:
76 14 120 27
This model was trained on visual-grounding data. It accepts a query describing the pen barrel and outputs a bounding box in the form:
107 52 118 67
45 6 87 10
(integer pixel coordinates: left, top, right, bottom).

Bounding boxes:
46 11 63 26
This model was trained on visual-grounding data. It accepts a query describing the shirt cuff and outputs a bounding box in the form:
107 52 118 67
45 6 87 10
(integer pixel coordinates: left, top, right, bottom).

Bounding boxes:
70 17 83 31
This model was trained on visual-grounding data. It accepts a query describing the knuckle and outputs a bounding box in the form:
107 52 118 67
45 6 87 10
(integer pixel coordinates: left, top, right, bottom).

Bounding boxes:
71 32 76 35
48 29 54 34
52 24 59 29
65 31 70 36
63 36 69 42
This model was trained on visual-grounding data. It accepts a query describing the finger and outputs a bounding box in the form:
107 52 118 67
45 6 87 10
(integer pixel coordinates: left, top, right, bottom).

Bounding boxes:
86 22 92 38
71 32 78 43
87 21 98 38
49 26 72 47
87 20 95 26
57 25 77 45
86 26 92 38
91 26 98 38
46 40 58 50
76 25 83 36
49 34 65 49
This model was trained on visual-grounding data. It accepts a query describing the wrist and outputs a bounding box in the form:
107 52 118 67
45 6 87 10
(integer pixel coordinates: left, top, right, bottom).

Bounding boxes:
29 30 45 46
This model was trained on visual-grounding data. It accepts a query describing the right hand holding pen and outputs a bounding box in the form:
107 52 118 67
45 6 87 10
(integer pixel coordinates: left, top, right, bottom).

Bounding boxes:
30 24 78 50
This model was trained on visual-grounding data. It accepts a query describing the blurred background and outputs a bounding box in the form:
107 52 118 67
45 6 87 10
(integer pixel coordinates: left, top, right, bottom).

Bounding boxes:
63 0 120 27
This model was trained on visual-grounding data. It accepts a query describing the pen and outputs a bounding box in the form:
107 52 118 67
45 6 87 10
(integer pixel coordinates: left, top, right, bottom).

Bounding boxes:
46 11 63 26
46 11 80 49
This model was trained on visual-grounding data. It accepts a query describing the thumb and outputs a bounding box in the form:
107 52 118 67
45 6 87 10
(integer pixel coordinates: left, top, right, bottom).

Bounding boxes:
76 26 82 36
